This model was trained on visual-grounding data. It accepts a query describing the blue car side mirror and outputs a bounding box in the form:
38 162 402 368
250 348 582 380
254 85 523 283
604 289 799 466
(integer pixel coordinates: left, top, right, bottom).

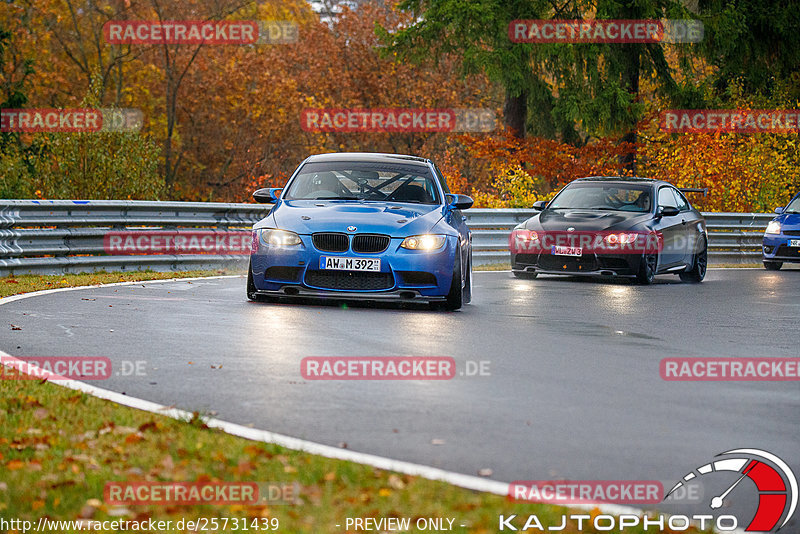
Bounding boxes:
774 207 784 214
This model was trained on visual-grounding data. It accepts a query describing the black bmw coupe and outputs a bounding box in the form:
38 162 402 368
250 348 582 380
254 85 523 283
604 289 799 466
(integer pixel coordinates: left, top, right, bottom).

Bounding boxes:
509 177 707 284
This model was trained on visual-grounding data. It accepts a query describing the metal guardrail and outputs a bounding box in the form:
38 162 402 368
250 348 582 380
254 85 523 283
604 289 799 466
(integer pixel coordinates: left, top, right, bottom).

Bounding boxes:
0 200 775 275
0 200 269 275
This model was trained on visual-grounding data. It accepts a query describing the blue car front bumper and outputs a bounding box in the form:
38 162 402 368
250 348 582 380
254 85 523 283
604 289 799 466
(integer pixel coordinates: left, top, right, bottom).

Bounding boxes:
250 234 458 301
762 233 800 263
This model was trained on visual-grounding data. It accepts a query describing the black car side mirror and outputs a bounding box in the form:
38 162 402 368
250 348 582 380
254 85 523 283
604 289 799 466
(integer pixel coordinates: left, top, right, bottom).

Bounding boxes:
532 200 547 210
659 206 680 217
253 188 281 203
446 194 474 210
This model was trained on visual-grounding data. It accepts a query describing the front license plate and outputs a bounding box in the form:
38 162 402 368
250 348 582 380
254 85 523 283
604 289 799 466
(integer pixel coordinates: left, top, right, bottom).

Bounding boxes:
552 245 582 257
790 239 800 247
320 256 381 271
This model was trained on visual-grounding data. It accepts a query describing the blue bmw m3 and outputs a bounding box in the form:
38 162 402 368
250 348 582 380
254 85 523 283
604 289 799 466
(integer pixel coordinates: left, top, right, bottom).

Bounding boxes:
247 152 474 310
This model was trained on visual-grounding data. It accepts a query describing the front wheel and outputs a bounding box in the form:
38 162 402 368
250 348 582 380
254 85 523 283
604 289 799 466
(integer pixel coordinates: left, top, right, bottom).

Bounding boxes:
680 237 707 283
763 261 783 271
635 253 657 285
247 260 276 302
247 261 259 301
442 253 464 311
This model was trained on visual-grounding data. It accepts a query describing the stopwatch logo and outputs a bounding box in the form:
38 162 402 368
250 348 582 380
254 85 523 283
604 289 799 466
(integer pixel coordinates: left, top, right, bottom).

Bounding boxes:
666 449 797 532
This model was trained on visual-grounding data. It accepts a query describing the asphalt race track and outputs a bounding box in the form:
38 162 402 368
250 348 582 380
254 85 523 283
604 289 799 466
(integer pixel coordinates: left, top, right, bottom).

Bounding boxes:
2 269 799 525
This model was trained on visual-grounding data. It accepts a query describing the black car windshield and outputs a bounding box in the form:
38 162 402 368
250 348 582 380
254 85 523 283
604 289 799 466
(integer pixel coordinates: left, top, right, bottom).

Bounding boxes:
784 196 800 214
548 183 653 213
284 161 440 204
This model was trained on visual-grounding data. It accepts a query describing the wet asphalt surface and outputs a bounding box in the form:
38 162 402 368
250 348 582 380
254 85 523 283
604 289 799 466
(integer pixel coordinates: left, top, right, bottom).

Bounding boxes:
2 269 798 525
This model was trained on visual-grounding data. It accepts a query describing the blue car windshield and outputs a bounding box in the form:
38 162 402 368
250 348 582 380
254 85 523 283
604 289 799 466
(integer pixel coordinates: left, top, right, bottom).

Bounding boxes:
284 162 440 204
548 183 652 212
785 196 800 214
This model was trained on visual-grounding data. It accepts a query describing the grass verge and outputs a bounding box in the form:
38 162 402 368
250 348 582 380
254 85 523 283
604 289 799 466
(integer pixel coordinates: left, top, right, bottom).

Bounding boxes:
0 270 235 299
0 272 708 533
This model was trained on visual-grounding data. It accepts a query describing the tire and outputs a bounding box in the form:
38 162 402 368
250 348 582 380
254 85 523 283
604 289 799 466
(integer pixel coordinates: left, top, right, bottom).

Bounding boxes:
680 237 707 283
513 271 538 279
247 260 278 302
763 261 783 271
463 254 472 304
443 253 464 311
246 261 260 301
636 253 657 285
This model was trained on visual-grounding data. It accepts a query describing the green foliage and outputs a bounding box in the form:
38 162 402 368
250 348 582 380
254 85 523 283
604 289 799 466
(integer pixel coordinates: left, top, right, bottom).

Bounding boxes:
1 76 164 200
697 0 800 102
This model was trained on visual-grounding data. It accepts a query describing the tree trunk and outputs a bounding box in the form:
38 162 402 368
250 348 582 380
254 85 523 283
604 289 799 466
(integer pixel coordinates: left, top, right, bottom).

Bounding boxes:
619 44 640 175
503 89 527 138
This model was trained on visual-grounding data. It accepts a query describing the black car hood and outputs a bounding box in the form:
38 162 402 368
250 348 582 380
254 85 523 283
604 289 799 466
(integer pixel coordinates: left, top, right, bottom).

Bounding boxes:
527 209 651 232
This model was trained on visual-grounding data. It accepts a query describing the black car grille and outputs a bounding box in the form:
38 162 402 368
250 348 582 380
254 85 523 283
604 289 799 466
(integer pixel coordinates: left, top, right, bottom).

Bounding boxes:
597 257 631 271
313 232 349 252
775 245 800 257
513 254 538 265
263 266 302 282
783 230 800 236
352 234 390 253
396 271 437 286
538 254 599 272
305 270 394 291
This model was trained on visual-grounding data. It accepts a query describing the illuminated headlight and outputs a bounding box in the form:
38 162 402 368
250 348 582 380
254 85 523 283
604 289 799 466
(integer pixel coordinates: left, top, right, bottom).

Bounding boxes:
765 221 782 235
259 229 302 246
512 229 538 241
401 234 446 251
604 233 639 244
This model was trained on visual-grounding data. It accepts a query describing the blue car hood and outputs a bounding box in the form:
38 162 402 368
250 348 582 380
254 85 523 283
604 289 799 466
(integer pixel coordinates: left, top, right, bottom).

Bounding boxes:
269 200 445 237
776 212 800 232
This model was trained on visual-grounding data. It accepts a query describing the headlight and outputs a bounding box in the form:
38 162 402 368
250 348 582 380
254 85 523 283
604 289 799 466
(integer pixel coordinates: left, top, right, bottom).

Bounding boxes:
259 229 302 246
604 233 639 244
512 229 538 241
400 234 447 251
765 221 782 235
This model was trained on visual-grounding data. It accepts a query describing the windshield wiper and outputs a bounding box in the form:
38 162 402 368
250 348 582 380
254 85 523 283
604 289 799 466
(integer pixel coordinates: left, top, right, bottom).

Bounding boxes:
548 206 622 211
312 196 360 200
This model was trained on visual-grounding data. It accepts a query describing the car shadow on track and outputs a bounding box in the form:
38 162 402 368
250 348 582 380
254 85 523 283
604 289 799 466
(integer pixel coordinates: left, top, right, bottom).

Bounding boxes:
246 296 458 312
529 274 685 285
